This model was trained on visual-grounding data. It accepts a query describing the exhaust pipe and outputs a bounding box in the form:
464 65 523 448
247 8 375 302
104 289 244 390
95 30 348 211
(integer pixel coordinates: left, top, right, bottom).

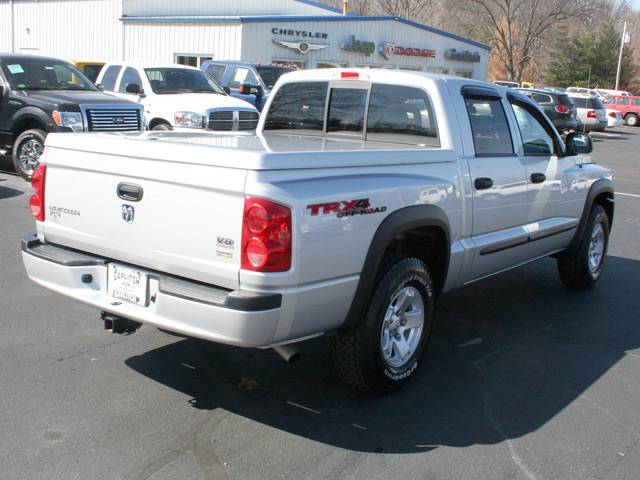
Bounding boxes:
101 311 142 335
273 344 301 363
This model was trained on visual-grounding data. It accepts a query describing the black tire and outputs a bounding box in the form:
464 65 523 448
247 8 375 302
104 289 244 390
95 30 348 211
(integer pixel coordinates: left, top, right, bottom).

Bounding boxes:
557 205 609 289
625 114 638 127
12 129 46 180
330 257 435 394
151 123 172 131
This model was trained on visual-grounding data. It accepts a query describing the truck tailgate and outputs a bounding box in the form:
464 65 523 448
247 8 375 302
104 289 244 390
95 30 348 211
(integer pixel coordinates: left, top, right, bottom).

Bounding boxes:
41 142 246 290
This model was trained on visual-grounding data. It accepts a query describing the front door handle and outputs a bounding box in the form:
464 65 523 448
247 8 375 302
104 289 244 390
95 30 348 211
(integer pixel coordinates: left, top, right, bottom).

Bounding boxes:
530 173 546 184
474 177 494 190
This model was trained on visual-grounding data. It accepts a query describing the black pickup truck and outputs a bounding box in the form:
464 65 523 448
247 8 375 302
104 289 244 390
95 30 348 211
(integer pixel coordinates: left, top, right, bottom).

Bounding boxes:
0 54 143 179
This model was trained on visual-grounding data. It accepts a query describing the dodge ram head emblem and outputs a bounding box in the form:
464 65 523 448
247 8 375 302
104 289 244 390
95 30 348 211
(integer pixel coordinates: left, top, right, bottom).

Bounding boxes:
121 204 135 223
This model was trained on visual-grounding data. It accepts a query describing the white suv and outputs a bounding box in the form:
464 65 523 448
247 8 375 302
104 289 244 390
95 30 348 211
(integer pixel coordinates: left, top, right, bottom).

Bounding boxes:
96 63 259 131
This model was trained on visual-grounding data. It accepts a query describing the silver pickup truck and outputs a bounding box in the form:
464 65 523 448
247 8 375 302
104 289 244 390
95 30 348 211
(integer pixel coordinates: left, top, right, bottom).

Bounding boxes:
22 69 614 393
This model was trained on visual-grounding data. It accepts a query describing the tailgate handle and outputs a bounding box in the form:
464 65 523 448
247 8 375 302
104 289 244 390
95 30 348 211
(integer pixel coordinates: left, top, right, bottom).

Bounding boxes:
117 183 144 202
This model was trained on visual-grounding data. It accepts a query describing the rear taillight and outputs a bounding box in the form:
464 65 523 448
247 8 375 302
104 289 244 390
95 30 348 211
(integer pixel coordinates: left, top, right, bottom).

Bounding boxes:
555 105 570 114
29 164 46 222
587 110 597 119
609 112 617 118
241 197 292 272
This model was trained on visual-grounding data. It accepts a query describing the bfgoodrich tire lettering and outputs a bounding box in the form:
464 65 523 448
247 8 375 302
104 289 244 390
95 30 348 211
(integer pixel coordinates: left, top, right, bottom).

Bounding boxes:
557 204 610 289
330 257 435 394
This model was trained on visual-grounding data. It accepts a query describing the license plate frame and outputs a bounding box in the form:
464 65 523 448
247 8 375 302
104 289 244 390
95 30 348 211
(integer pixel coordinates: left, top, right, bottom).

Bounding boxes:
107 263 149 307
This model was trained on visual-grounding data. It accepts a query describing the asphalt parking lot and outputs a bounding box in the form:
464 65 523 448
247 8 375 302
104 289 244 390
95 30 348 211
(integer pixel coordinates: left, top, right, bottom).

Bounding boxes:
1 129 639 480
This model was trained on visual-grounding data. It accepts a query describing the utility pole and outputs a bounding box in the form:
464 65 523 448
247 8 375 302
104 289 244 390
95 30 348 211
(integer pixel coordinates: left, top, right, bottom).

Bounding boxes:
10 0 15 53
615 21 629 90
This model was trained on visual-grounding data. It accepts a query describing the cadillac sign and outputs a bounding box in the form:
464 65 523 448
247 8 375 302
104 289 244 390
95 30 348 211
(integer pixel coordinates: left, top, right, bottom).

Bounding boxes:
445 48 481 62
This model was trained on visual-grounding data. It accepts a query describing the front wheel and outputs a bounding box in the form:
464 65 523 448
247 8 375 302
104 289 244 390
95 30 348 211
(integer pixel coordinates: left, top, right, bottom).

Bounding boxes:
151 123 172 131
12 129 46 180
330 257 435 394
557 205 610 289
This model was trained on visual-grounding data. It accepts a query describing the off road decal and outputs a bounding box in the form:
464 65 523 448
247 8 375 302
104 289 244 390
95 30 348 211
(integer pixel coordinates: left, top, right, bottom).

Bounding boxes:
307 198 387 218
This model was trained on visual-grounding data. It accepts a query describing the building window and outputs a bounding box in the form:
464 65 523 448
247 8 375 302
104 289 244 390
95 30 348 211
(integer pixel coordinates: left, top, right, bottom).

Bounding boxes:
427 67 449 75
175 54 213 68
272 59 305 69
455 70 474 78
316 62 348 69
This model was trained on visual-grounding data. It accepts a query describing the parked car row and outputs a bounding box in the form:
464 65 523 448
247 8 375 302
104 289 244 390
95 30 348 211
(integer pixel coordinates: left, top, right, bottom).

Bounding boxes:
0 53 267 180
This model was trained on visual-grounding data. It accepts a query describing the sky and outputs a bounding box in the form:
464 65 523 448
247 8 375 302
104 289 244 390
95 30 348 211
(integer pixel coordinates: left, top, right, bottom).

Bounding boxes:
632 0 640 10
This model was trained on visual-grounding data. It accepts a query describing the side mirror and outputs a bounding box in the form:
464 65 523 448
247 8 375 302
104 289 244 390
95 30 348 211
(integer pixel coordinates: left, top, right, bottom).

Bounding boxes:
239 83 262 96
125 83 143 96
96 83 105 92
565 131 593 155
223 86 231 95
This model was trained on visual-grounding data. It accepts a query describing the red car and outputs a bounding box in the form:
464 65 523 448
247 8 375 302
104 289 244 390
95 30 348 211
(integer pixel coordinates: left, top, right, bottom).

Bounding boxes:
603 95 640 126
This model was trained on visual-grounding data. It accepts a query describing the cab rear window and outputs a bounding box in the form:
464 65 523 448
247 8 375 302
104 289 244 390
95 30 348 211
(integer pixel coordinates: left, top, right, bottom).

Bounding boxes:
264 80 439 146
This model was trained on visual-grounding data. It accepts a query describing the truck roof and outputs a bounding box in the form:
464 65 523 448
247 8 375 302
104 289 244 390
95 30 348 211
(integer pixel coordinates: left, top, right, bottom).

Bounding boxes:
277 67 488 89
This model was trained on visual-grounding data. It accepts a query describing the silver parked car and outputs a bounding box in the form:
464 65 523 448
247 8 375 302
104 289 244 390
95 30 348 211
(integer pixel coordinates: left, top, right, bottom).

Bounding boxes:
569 94 608 132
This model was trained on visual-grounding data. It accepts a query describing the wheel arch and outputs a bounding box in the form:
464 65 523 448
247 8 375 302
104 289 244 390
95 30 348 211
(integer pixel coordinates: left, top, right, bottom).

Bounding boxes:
147 117 172 130
339 204 451 332
10 110 52 137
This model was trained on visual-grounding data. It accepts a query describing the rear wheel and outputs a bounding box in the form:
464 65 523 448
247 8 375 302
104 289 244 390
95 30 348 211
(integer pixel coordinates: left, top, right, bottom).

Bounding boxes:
557 205 609 289
12 129 46 180
330 257 435 394
625 114 638 127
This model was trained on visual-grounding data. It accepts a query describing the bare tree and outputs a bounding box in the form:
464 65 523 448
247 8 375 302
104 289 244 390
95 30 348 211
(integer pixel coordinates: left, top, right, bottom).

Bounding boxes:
464 0 604 82
324 0 376 15
376 0 435 19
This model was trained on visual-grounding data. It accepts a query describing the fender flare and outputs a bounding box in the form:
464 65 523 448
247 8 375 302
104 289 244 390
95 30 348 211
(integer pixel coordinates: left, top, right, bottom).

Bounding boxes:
565 178 614 255
339 204 451 331
10 107 55 135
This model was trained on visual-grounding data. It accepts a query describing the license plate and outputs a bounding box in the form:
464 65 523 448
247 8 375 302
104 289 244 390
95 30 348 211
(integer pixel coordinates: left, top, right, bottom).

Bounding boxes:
107 263 149 306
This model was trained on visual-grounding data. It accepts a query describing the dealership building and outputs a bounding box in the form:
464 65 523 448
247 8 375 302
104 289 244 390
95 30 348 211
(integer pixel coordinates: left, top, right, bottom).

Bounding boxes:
0 0 490 79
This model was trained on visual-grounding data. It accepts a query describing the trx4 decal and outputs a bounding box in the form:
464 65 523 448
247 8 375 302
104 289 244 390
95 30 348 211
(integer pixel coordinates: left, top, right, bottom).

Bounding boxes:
307 198 387 218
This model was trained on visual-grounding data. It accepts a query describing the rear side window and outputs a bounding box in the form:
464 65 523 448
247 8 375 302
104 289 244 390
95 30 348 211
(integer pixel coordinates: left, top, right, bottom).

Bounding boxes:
465 98 514 156
100 65 121 91
118 67 142 94
263 81 328 132
618 97 629 106
205 64 226 82
632 98 640 107
366 84 438 146
327 88 367 134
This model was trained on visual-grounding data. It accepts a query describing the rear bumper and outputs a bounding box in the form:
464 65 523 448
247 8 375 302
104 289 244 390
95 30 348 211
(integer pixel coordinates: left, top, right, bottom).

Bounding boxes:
21 236 284 347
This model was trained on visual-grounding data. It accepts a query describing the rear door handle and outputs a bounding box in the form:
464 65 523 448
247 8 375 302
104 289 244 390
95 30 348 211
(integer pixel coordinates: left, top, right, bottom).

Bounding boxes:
117 183 144 202
474 177 494 190
530 173 546 184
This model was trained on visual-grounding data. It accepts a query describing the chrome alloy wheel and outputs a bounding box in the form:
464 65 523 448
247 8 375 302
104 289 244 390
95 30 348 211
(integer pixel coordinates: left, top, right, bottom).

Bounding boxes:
380 286 425 369
17 138 43 177
588 222 605 274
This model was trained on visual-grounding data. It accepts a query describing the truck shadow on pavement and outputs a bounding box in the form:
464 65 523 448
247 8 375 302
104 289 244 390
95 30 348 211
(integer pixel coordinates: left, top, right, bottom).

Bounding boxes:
0 182 24 200
125 255 640 454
